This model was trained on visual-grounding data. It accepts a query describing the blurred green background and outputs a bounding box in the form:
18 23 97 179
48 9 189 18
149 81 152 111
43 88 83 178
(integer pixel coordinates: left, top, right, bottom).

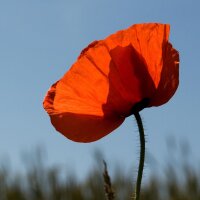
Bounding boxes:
0 139 200 200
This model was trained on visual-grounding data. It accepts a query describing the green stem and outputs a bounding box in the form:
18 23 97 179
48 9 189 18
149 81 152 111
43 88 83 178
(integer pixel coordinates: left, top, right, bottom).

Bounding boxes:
133 112 145 200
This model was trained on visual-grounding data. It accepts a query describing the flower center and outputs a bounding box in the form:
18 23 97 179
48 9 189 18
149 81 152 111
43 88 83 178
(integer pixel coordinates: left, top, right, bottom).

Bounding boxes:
130 98 150 115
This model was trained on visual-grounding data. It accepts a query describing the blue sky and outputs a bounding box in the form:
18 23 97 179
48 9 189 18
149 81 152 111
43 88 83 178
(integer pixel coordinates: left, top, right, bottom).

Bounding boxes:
1 0 200 180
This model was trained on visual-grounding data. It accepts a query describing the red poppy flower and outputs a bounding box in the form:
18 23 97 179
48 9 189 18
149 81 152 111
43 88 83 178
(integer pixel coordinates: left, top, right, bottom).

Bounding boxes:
43 23 179 143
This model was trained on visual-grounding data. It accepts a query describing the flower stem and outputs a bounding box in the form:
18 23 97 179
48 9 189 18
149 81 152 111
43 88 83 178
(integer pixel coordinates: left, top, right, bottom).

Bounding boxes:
133 112 145 200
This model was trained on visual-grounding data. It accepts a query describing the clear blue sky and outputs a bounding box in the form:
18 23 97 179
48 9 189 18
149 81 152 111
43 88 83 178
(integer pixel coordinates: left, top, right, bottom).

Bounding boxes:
1 0 200 180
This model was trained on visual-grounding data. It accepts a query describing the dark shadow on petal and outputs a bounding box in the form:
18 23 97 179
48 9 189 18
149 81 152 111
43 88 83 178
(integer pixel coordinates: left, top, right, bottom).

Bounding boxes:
102 45 156 117
150 42 179 106
50 112 124 143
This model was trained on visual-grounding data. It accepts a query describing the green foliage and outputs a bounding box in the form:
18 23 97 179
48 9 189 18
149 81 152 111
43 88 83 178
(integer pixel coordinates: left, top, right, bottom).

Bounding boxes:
0 145 200 200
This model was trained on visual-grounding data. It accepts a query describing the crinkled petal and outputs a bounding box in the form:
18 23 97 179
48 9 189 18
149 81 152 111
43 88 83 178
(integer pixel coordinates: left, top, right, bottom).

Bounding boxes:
43 23 179 142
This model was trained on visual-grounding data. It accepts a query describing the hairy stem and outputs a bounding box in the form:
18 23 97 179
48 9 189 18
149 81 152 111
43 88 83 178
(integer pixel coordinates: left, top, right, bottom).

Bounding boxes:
133 112 145 200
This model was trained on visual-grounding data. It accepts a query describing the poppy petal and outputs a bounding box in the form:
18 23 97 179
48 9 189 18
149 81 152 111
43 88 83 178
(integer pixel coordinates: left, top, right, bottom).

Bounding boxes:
44 81 124 142
43 23 179 142
149 42 179 106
